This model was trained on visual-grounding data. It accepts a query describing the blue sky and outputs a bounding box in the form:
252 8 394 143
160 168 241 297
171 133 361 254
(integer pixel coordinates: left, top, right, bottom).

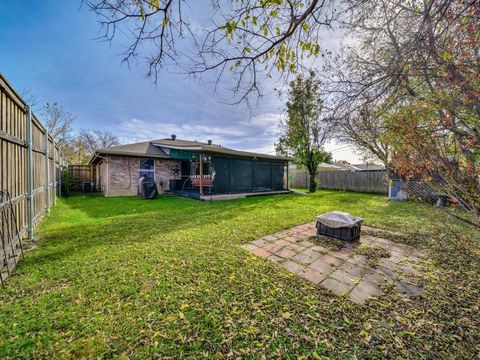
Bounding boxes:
0 1 361 161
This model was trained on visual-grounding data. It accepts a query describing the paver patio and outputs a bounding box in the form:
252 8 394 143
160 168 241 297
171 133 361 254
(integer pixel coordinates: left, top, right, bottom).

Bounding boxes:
241 222 424 304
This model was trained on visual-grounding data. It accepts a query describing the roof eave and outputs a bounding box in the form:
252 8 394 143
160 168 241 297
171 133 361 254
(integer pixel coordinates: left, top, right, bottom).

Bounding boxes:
200 146 292 161
90 149 170 161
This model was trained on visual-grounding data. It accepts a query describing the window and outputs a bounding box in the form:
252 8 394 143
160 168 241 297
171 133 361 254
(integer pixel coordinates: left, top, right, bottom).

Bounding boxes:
139 159 154 180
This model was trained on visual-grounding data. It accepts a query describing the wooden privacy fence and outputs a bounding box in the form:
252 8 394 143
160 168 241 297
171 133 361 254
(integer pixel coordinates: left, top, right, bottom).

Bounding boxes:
68 164 94 191
290 168 388 194
0 73 66 280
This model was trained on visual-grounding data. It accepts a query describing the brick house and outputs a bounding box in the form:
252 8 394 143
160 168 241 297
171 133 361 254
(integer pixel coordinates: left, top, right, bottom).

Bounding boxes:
89 136 291 199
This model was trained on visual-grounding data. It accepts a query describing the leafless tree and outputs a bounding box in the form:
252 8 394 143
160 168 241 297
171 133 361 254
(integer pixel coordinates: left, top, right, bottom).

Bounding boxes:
78 129 120 156
20 88 40 113
321 0 480 224
42 102 75 146
87 0 342 102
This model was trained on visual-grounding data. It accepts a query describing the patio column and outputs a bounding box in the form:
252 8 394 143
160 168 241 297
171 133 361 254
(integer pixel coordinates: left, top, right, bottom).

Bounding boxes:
199 153 204 196
286 162 289 190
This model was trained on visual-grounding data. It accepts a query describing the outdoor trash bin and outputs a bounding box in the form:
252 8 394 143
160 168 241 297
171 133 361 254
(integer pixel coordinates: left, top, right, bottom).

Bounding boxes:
316 211 363 241
138 179 158 199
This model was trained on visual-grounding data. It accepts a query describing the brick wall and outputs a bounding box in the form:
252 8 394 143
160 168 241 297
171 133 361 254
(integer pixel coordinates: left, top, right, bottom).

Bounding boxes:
155 159 181 192
105 156 181 196
108 156 139 196
96 161 107 193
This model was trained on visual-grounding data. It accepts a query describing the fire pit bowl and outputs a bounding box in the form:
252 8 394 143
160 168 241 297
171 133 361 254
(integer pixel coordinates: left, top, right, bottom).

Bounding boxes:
316 211 363 241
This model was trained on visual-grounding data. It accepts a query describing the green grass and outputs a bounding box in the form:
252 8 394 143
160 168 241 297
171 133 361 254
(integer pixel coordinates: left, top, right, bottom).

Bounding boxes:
0 190 479 358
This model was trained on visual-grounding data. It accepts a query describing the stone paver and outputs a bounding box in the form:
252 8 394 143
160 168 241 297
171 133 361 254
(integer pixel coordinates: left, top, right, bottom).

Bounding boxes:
275 239 293 247
286 243 307 252
347 255 368 266
291 249 321 265
240 243 258 252
329 251 350 260
349 281 380 304
363 270 392 285
302 268 328 284
284 236 298 243
253 247 271 258
242 221 425 305
267 254 285 263
275 247 297 259
252 239 266 247
322 277 355 296
282 260 305 274
310 245 328 253
319 254 343 267
263 243 284 253
309 259 334 275
329 269 360 285
339 262 368 277
298 240 314 248
263 235 278 242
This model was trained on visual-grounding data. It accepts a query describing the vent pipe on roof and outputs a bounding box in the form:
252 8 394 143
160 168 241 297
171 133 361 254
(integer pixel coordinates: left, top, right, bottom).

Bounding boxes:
171 134 176 140
207 139 212 145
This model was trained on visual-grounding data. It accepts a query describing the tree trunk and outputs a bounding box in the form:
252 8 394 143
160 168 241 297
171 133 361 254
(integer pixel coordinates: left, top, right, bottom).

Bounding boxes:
308 169 317 193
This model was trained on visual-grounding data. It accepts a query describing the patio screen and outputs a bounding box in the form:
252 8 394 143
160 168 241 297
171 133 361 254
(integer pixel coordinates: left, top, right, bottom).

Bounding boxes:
211 156 286 194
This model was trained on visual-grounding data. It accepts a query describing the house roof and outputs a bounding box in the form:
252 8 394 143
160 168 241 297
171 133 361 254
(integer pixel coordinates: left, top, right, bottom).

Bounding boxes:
90 138 292 164
347 163 385 171
330 162 385 171
89 141 169 164
317 162 348 171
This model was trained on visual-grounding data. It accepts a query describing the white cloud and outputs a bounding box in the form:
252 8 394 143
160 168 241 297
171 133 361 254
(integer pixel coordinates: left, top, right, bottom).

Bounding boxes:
240 113 283 136
114 114 363 162
115 111 283 152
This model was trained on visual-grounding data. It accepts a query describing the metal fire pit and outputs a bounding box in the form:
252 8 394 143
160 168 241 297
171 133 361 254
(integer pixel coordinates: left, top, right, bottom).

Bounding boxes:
316 211 363 241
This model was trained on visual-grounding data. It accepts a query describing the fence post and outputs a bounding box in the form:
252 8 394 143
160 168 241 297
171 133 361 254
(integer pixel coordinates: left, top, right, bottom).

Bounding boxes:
45 128 50 213
26 105 34 240
58 147 62 197
52 142 56 205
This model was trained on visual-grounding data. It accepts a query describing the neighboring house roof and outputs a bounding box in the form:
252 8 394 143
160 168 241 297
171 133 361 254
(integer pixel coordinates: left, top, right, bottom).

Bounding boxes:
317 162 348 171
90 138 292 164
347 163 385 171
331 162 385 171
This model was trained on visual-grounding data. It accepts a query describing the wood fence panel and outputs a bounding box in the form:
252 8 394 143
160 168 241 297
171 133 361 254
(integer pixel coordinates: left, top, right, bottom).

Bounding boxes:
316 170 388 194
0 73 65 241
289 167 309 188
68 165 93 190
289 168 388 194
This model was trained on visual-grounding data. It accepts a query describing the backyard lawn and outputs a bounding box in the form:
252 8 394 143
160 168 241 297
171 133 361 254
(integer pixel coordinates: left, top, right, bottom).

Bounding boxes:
0 191 479 358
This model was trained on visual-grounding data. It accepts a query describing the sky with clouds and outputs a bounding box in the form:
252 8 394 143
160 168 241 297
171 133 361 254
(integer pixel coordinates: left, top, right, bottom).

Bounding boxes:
0 1 362 162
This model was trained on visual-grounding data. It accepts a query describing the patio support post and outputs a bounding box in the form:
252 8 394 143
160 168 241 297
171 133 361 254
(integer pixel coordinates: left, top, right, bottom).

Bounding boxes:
26 105 34 240
45 128 50 213
199 153 204 196
286 162 289 190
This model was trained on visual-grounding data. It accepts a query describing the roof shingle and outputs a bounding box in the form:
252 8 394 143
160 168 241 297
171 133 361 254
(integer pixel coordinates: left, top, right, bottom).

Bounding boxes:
90 138 291 163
